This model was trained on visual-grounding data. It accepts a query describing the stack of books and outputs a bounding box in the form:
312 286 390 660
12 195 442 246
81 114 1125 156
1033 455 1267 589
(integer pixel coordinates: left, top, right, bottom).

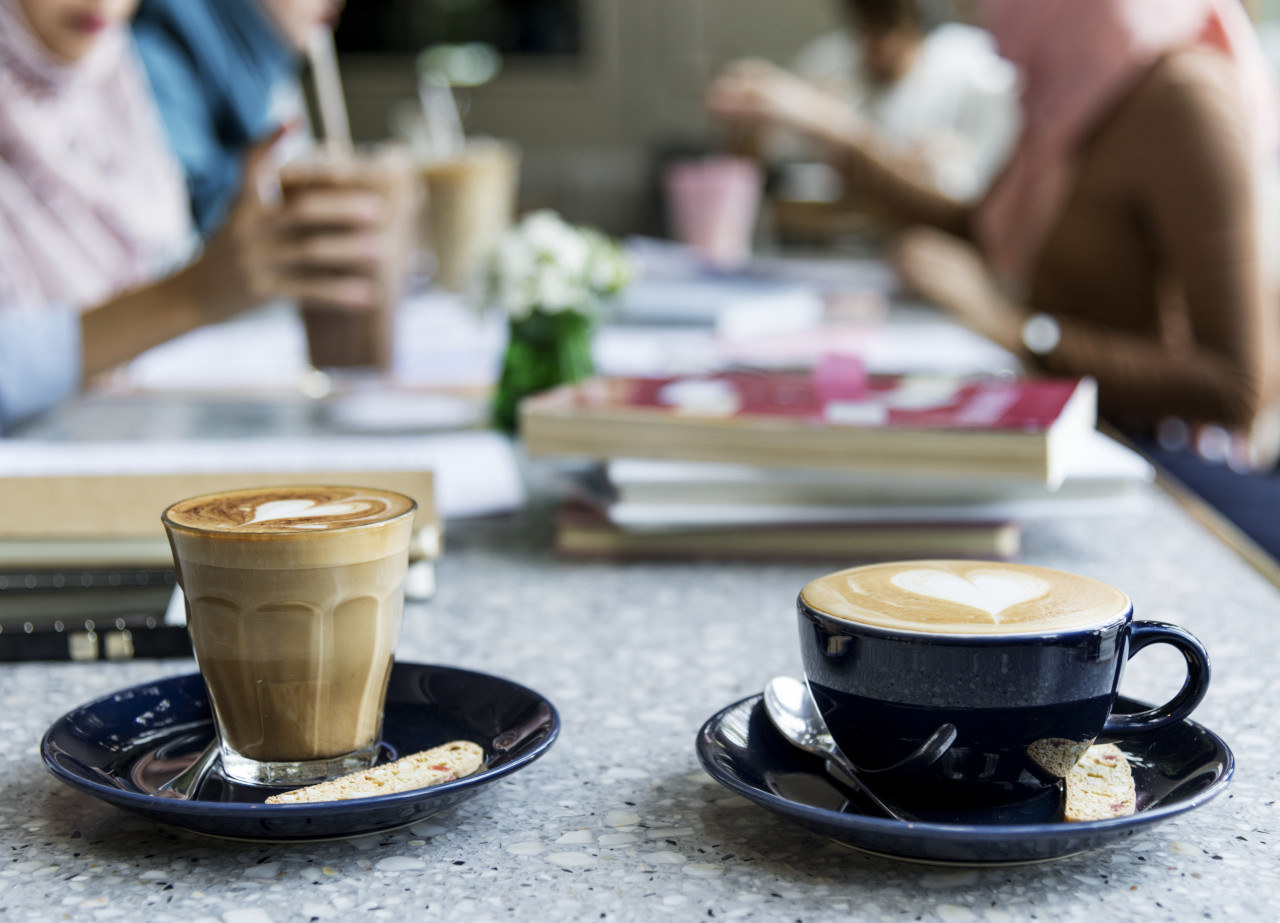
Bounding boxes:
522 370 1152 561
0 431 527 658
0 450 441 660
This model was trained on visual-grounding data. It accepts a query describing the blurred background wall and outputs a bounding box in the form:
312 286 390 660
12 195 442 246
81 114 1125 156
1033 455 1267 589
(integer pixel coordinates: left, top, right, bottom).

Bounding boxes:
336 0 841 235
335 0 1280 237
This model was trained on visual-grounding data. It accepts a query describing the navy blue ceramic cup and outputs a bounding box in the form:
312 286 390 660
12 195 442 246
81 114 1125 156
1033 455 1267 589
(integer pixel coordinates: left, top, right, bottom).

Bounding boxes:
798 561 1210 810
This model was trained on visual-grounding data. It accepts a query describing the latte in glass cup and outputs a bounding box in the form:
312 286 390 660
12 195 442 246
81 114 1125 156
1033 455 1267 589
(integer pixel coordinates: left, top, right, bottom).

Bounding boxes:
163 485 417 787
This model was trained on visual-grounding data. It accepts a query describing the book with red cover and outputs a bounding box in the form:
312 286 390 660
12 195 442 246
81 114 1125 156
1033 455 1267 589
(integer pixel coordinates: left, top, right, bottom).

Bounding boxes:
522 372 1096 485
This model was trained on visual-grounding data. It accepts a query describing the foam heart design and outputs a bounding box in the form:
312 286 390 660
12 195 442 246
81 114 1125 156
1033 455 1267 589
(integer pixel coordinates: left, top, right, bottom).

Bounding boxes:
245 499 372 526
890 568 1050 621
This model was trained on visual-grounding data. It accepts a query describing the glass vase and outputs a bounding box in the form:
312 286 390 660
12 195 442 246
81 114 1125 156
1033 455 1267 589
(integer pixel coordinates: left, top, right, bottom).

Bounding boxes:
492 308 595 433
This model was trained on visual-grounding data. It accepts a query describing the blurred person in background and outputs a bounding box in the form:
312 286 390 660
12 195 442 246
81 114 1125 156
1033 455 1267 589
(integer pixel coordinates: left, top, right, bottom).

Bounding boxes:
0 0 390 432
709 0 1019 204
712 0 1280 558
132 0 341 236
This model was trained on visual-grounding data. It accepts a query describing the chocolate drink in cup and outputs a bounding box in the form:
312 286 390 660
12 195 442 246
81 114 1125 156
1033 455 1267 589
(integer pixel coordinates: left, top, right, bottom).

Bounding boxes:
163 486 417 787
279 148 419 370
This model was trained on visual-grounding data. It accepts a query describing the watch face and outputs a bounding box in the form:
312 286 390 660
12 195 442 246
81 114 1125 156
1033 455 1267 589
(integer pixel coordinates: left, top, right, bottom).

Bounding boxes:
1022 314 1061 355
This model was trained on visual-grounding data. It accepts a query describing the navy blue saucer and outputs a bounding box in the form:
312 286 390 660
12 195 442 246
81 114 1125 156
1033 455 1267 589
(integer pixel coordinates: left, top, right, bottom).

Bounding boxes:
42 662 559 841
696 694 1233 865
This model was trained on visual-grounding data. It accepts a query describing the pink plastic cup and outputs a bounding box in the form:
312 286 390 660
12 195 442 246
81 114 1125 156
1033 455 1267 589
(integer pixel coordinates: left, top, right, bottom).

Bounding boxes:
664 156 763 269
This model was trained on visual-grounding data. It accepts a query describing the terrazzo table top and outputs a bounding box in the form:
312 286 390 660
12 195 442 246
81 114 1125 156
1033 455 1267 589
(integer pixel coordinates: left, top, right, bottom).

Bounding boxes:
7 471 1280 922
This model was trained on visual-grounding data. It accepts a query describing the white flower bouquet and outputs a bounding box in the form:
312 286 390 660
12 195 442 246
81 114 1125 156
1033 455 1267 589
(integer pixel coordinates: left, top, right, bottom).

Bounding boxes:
484 211 633 432
484 210 631 320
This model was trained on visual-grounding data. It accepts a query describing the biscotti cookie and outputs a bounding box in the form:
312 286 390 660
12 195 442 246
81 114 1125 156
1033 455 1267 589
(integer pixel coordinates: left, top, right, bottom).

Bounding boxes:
1027 737 1093 779
1063 742 1136 822
266 741 484 805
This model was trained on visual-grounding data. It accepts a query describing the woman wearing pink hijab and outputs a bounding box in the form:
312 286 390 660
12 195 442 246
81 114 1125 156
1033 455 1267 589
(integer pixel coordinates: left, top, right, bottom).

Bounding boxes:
0 0 391 430
709 0 1279 458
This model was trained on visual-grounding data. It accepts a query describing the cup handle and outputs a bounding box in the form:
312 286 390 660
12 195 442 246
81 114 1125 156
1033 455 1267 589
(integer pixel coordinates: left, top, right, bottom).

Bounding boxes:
1101 620 1211 738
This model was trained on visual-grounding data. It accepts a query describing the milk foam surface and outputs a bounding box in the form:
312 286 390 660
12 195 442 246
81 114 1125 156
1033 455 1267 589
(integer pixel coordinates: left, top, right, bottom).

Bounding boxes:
801 560 1129 634
164 486 416 568
165 485 413 532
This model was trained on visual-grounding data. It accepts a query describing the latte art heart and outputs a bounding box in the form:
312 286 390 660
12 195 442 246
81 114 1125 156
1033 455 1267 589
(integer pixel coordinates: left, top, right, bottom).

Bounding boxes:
244 499 375 527
802 561 1129 634
890 568 1051 621
165 486 415 541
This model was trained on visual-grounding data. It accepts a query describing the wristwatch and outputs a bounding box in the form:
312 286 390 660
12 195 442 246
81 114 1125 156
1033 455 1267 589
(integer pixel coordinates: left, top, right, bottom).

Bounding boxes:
1021 313 1061 356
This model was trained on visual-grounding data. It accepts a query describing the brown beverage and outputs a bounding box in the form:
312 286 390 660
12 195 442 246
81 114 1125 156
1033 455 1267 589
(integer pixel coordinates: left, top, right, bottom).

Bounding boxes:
279 148 420 371
163 486 417 786
800 560 1129 635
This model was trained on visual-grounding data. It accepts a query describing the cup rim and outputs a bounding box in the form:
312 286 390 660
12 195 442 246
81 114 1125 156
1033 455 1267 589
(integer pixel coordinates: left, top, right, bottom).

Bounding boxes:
161 484 418 540
797 596 1133 642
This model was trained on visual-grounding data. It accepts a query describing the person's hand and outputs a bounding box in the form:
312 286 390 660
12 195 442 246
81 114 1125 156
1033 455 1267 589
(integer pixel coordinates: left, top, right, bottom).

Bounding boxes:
706 59 865 149
891 226 1026 353
188 131 397 321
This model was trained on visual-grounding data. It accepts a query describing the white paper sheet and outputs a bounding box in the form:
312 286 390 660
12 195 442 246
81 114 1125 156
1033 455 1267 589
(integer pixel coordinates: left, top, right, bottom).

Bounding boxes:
0 431 524 520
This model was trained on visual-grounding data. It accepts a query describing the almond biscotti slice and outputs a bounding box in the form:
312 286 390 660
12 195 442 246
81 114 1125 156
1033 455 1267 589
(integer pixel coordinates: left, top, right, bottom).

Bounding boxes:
1063 742 1136 822
1027 737 1093 779
266 740 484 805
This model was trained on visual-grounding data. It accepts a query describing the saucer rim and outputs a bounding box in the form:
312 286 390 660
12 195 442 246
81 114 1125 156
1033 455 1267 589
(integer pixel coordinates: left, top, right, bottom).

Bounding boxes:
696 692 1234 843
41 661 561 819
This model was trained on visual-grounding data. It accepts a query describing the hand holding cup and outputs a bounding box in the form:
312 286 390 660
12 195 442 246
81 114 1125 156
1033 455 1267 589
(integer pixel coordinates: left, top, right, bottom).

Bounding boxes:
191 132 407 316
277 148 419 370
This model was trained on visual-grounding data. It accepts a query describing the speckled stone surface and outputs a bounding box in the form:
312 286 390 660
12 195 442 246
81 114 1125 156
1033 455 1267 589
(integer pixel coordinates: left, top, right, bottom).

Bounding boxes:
8 469 1280 922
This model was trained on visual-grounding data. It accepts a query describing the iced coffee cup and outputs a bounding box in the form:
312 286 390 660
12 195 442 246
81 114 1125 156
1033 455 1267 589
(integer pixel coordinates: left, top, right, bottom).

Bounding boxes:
419 139 519 292
163 486 417 787
279 147 420 371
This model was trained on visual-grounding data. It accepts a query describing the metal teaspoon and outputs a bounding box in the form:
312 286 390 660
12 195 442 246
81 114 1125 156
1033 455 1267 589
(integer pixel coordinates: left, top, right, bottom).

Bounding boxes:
763 676 957 823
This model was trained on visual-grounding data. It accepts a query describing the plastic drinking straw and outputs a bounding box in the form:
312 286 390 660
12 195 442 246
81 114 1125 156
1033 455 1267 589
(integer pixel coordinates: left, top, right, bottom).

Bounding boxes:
417 70 466 160
306 28 353 156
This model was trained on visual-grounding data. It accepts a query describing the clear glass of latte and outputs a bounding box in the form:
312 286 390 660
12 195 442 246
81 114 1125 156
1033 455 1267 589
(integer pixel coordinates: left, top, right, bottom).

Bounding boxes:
163 486 417 787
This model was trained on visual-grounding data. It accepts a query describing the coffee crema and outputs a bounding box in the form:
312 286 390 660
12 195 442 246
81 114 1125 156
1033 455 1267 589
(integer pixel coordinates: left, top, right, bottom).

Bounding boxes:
801 560 1129 634
165 485 413 533
164 486 416 570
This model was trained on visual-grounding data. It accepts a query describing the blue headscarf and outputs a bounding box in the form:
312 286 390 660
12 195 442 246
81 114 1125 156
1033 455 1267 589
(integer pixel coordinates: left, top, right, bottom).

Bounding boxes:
132 0 300 235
